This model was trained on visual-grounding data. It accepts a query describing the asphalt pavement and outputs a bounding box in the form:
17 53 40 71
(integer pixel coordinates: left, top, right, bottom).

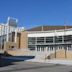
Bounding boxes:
0 61 72 72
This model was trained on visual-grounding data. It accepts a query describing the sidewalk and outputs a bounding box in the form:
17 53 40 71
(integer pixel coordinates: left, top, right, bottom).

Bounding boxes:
26 59 72 65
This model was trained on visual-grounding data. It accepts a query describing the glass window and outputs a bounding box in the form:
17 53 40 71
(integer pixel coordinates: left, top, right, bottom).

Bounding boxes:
46 37 53 43
50 46 53 51
41 47 44 51
37 47 40 51
64 35 72 43
37 37 44 44
28 45 35 50
47 47 50 51
55 36 62 43
28 37 35 44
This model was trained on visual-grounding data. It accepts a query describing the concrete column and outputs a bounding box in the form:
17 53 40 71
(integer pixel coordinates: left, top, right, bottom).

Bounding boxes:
62 46 64 50
44 37 46 44
6 26 9 42
67 46 68 51
53 36 55 44
49 47 50 51
35 46 37 56
35 37 37 44
58 46 59 50
1 25 5 50
15 29 17 43
1 25 2 50
36 47 38 51
40 47 41 52
62 35 64 43
3 25 5 50
46 47 47 52
35 46 37 52
53 47 54 51
48 47 49 51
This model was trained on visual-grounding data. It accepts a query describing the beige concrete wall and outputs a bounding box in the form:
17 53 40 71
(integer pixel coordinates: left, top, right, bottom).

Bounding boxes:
47 49 72 60
6 49 29 56
56 49 66 59
20 31 28 49
66 51 72 59
4 42 17 50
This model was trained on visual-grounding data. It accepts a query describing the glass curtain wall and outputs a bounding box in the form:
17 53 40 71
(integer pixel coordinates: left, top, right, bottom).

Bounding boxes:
28 35 72 51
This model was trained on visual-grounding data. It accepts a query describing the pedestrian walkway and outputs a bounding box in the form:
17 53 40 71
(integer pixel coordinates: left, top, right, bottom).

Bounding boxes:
26 59 72 65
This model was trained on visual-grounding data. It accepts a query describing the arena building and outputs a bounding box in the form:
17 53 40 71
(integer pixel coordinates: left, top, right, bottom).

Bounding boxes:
25 26 72 59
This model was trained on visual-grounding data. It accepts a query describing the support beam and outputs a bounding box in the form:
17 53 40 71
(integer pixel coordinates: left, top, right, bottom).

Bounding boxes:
6 26 9 42
62 35 64 43
15 29 17 43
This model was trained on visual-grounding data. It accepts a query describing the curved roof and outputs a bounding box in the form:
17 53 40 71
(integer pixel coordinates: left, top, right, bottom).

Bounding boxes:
27 26 72 31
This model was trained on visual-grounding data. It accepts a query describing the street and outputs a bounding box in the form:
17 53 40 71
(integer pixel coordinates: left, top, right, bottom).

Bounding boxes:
0 61 72 72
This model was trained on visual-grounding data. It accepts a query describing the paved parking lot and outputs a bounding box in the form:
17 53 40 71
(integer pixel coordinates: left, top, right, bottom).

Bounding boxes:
0 62 72 72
